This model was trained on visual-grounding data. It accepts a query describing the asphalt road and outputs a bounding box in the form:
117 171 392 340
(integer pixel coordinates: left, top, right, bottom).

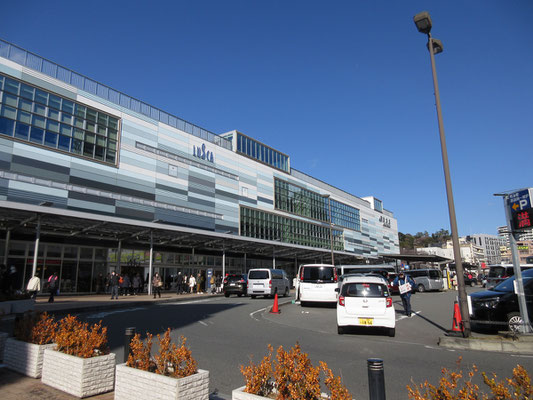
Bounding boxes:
77 289 533 400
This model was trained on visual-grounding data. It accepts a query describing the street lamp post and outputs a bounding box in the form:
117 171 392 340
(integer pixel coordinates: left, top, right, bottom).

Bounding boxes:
414 11 471 336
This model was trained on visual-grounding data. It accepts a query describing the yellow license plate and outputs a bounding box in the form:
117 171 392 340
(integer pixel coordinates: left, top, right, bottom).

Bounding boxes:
358 318 373 325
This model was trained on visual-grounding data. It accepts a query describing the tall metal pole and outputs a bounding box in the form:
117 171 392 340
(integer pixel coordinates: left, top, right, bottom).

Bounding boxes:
427 33 470 336
148 230 153 296
502 194 532 333
31 216 41 278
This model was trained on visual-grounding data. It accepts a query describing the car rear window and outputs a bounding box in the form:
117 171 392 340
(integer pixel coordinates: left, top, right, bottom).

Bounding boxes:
488 267 507 278
302 266 335 283
249 270 269 279
227 275 245 282
342 283 389 297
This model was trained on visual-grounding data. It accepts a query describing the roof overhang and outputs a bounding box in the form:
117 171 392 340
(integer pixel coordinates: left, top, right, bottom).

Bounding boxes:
379 253 453 264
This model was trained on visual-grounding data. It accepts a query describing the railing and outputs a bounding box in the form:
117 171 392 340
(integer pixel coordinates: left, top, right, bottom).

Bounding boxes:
0 39 232 151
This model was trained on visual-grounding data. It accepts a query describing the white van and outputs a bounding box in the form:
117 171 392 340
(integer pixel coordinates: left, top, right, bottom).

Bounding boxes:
296 264 338 306
247 269 290 298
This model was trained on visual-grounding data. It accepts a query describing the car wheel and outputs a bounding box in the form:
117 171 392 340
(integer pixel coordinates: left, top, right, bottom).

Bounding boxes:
251 295 256 299
224 293 230 298
337 325 345 335
417 284 425 293
507 312 523 333
238 293 242 297
470 281 475 287
388 328 395 337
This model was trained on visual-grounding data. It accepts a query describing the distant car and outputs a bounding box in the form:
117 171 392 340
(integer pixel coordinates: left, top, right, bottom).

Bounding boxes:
336 275 396 337
468 268 533 332
387 272 400 295
223 274 247 297
463 274 477 287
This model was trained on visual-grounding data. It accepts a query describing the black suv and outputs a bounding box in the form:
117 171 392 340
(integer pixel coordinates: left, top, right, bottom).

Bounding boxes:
223 274 247 297
469 268 533 332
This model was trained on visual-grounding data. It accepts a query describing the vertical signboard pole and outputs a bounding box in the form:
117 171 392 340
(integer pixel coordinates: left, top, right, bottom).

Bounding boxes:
503 193 532 333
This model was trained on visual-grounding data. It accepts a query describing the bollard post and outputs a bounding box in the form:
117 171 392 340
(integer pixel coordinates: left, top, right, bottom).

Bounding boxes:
367 358 386 400
124 327 136 362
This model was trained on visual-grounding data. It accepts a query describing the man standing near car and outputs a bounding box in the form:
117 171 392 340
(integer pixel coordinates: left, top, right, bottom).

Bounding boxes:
393 270 416 317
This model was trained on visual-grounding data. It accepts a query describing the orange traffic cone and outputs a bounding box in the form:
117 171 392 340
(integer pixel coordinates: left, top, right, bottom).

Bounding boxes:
270 293 280 314
451 300 463 333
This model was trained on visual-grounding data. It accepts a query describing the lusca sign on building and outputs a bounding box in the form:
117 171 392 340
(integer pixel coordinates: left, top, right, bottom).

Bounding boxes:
193 143 214 163
508 189 533 230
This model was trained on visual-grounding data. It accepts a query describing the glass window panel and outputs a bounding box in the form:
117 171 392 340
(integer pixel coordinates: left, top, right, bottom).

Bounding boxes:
17 110 31 124
29 126 43 143
0 76 3 90
15 123 29 140
35 89 48 105
19 98 32 112
61 113 72 124
20 84 34 100
32 114 45 128
63 246 78 259
108 129 117 140
77 261 92 292
97 125 106 135
4 78 19 94
46 119 59 133
86 121 95 132
61 260 77 293
72 138 83 154
61 99 74 114
83 142 94 157
60 124 72 136
108 117 118 129
1 105 17 119
97 113 107 126
73 128 84 140
0 117 15 136
48 108 59 120
3 93 18 107
75 104 86 118
96 135 106 146
33 103 46 116
44 131 58 147
108 140 116 150
58 135 71 151
94 145 104 160
86 109 96 122
74 118 84 128
48 94 61 110
85 133 95 144
106 150 115 163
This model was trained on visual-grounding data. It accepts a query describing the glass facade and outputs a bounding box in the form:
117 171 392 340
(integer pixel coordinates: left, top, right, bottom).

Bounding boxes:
237 132 289 172
374 198 383 213
274 178 360 231
0 73 119 164
240 206 344 250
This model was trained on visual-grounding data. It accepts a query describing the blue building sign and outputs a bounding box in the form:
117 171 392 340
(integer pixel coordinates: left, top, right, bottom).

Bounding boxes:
193 143 214 163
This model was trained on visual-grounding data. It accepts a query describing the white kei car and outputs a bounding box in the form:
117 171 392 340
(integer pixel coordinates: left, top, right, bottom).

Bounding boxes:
336 275 396 337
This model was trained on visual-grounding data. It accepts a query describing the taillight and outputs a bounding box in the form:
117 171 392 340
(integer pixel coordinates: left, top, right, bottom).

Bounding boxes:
223 279 227 285
334 269 338 282
386 297 392 308
300 269 304 281
269 280 272 288
339 295 345 307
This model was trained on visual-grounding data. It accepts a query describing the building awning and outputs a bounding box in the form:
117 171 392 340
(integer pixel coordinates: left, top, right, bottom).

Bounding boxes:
378 253 453 264
0 200 367 264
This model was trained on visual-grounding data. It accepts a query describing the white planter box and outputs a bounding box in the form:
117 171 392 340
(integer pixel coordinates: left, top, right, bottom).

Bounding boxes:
232 386 272 400
115 363 209 400
0 331 8 362
4 338 55 378
42 348 115 398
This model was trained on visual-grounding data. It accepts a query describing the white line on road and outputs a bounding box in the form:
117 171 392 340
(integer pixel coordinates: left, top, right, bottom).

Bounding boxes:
250 307 268 321
396 311 421 321
87 307 147 319
157 299 215 306
511 354 533 358
198 321 208 326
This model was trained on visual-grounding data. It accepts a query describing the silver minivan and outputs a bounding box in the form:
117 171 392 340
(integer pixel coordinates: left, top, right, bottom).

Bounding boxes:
407 269 444 292
247 268 290 298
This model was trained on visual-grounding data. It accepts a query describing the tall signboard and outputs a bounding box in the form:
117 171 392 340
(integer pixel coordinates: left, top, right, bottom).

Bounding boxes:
503 188 533 333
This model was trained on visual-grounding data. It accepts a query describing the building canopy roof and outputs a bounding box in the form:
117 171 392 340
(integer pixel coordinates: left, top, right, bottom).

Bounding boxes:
379 253 453 264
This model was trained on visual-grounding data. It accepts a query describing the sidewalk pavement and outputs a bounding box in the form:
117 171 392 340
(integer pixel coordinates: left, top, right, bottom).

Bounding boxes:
0 290 222 400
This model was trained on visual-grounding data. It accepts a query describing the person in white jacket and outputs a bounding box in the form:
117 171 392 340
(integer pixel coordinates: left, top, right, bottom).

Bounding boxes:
188 275 196 294
26 274 41 299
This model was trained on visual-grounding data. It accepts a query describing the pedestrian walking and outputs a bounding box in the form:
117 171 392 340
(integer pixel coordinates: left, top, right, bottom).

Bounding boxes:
152 272 162 298
216 275 222 293
133 273 142 295
393 270 416 317
47 271 58 303
196 272 202 294
122 274 131 296
210 274 216 294
110 271 119 299
176 271 184 295
26 274 41 299
189 274 196 294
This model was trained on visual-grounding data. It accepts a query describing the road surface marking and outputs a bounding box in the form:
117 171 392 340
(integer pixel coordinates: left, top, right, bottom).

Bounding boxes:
87 307 147 319
198 321 208 326
250 307 268 321
396 311 420 321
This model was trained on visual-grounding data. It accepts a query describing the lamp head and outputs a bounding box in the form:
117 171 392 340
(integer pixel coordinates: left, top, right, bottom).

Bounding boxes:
414 11 432 34
427 38 444 54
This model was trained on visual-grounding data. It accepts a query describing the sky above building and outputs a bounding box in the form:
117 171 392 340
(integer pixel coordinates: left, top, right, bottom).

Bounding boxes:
1 1 532 237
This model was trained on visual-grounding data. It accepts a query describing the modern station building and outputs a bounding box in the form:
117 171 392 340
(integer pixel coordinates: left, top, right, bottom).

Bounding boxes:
0 39 399 293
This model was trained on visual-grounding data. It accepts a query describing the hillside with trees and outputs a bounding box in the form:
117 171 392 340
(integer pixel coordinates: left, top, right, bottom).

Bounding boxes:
399 229 451 252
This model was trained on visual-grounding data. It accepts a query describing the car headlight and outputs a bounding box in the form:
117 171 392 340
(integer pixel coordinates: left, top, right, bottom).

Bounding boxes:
478 297 500 308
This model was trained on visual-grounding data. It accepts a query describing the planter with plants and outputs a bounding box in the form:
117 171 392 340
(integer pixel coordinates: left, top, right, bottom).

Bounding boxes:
4 311 56 378
41 314 115 398
115 328 209 400
233 343 353 400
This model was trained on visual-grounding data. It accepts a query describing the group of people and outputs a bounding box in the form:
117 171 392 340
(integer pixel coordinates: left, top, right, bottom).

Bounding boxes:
174 272 223 295
107 271 145 299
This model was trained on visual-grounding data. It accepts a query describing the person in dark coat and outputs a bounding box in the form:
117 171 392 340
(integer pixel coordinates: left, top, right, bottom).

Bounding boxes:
133 273 142 295
110 271 119 300
393 271 416 317
47 271 59 303
122 274 131 296
176 272 184 295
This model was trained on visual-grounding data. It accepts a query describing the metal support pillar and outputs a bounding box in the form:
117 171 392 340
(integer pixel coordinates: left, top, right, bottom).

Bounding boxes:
31 216 41 278
117 240 122 273
148 230 153 296
222 250 226 278
4 228 10 267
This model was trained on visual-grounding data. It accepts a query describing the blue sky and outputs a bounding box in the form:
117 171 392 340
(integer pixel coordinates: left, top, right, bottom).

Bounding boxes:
2 1 532 236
